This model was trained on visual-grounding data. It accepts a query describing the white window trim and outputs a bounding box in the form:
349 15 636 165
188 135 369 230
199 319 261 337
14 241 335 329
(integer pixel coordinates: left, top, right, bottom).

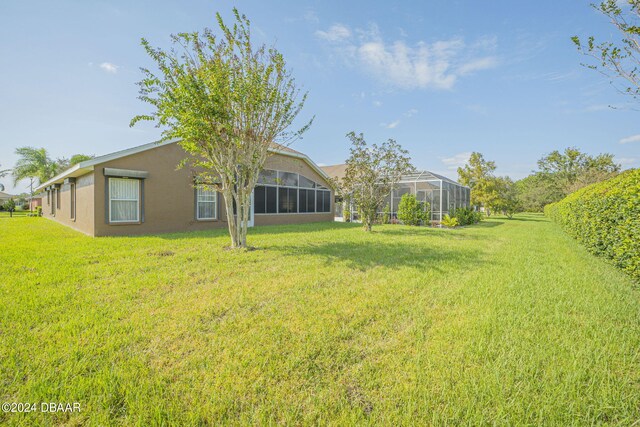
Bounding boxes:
109 178 140 223
196 186 217 220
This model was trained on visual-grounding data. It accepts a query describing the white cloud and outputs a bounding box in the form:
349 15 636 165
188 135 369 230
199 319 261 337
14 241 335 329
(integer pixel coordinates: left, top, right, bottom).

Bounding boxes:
373 100 383 107
304 9 319 24
99 62 119 74
457 57 498 76
585 104 611 112
380 120 400 129
315 24 351 42
404 108 418 117
316 24 498 90
466 104 488 115
472 35 498 51
617 157 638 166
441 152 472 170
620 134 640 144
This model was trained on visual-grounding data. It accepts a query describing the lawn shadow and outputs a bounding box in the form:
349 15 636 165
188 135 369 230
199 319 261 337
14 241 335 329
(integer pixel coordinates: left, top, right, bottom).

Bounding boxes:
373 221 504 238
273 239 486 272
472 220 505 228
150 221 359 240
508 215 548 222
251 221 361 236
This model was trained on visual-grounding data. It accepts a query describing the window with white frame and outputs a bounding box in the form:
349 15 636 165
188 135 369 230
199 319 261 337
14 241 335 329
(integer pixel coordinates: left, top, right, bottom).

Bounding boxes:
196 186 217 220
109 178 140 223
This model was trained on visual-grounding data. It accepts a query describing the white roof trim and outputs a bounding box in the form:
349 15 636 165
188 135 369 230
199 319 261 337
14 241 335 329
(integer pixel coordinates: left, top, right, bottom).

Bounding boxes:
36 139 332 191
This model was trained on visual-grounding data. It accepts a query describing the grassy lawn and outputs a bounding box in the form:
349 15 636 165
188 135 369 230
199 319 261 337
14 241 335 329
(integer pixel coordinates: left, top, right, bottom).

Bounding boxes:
0 210 30 218
1 214 639 425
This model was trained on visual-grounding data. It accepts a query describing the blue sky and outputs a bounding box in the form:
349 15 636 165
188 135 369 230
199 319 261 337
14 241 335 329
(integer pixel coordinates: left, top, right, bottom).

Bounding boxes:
1 0 638 194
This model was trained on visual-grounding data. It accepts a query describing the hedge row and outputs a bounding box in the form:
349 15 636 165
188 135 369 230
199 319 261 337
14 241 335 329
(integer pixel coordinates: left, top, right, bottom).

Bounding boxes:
544 168 640 282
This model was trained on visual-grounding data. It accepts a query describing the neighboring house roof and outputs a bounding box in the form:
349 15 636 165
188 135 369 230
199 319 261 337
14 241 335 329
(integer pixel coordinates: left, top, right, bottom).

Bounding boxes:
320 164 468 188
320 164 347 181
0 191 15 199
36 140 331 192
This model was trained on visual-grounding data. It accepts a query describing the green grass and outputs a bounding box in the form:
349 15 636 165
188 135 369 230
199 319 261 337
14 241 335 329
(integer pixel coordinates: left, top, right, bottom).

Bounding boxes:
1 214 639 425
0 210 30 218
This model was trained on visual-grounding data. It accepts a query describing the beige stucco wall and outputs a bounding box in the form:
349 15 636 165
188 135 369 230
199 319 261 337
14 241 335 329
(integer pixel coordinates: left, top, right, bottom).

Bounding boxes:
42 172 95 235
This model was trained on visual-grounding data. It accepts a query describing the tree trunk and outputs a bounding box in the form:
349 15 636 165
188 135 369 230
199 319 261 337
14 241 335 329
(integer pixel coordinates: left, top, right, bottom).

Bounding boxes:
239 190 250 247
222 188 240 248
363 214 373 232
222 185 252 249
29 179 33 213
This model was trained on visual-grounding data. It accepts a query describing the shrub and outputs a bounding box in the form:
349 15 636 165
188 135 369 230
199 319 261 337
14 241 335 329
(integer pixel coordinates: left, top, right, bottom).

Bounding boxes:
382 203 391 224
21 203 29 211
2 199 16 212
398 194 423 225
343 208 351 222
36 206 42 216
441 214 459 228
545 168 639 282
418 202 431 225
451 207 482 226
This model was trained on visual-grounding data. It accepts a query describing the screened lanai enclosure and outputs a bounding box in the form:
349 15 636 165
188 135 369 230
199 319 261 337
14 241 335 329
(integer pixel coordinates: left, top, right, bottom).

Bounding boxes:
384 171 471 221
335 170 471 223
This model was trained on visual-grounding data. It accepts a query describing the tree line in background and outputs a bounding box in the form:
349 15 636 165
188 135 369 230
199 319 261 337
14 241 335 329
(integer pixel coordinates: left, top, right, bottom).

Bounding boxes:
456 148 621 216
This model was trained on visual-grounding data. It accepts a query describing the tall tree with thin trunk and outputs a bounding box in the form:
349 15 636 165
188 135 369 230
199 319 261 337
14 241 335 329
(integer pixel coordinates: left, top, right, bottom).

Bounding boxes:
572 0 640 101
131 9 312 249
341 132 413 232
457 152 497 214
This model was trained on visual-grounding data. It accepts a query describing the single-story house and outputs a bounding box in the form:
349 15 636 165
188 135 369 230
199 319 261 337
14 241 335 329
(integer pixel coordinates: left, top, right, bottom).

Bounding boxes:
29 196 43 211
0 191 15 205
35 140 334 236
